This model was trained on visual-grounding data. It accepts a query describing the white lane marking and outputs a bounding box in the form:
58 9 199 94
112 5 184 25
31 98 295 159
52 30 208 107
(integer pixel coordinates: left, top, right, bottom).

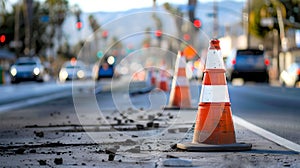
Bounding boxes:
233 115 300 153
0 91 72 113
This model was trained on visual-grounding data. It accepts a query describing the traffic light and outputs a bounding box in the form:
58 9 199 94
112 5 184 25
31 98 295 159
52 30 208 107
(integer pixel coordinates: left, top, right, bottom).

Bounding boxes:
193 18 202 30
76 15 82 30
102 30 108 39
155 30 162 39
183 33 191 41
0 34 6 46
76 21 82 30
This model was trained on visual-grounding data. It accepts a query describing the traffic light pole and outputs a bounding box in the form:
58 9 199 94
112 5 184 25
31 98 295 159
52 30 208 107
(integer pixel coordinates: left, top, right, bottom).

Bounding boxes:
14 0 22 57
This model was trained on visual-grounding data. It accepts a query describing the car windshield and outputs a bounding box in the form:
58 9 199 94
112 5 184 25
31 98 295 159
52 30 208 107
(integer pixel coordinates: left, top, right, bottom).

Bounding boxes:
15 62 36 66
66 65 81 69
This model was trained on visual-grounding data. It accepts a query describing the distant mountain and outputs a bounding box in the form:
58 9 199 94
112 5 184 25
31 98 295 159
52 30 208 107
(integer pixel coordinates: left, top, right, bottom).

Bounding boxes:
62 1 245 47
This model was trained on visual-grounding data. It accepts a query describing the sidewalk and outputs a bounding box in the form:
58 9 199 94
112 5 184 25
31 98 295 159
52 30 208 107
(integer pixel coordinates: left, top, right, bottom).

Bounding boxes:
0 82 72 105
0 81 99 113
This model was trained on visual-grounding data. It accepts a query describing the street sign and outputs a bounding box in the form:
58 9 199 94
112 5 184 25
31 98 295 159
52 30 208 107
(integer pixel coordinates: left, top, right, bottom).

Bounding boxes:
40 16 49 23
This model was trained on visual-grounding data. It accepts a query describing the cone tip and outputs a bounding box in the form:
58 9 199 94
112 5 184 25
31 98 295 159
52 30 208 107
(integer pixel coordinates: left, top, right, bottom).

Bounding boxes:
177 50 184 57
209 39 220 50
178 51 184 57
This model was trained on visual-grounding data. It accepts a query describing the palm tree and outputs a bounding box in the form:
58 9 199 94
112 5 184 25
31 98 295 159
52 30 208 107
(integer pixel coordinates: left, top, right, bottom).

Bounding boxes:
88 14 101 53
0 0 6 12
44 0 68 58
23 0 33 55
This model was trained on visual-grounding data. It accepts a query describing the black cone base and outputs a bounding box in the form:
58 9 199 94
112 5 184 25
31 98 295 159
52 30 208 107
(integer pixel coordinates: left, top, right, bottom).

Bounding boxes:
163 106 198 110
176 142 252 152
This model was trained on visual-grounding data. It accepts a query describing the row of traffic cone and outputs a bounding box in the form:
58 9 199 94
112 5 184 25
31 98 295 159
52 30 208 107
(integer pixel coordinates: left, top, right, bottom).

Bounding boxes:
149 66 169 92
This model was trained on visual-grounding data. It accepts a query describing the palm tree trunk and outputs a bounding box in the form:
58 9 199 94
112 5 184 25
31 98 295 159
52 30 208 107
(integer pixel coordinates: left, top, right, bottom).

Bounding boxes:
23 0 33 55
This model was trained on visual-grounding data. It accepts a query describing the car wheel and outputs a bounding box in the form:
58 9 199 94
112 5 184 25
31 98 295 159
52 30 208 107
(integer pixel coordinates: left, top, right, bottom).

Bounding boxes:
294 81 300 88
11 80 19 84
263 77 269 83
229 75 234 83
37 79 44 83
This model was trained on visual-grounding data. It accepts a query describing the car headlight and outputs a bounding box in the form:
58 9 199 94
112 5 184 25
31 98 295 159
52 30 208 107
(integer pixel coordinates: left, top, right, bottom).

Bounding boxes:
59 69 68 81
33 67 40 75
77 70 85 79
107 56 115 65
10 67 17 76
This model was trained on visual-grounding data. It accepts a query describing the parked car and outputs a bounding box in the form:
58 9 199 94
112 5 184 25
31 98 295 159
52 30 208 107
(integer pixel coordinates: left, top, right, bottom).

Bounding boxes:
58 59 91 82
225 49 270 83
279 62 300 87
10 56 45 83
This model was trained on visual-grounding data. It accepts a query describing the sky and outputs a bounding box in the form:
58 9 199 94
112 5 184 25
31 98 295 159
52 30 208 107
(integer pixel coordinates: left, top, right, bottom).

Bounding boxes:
68 0 203 12
7 0 245 13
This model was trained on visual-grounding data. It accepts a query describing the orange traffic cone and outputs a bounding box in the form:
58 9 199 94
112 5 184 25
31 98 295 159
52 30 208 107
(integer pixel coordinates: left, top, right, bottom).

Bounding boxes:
150 68 157 87
164 51 195 110
176 39 252 151
158 65 169 92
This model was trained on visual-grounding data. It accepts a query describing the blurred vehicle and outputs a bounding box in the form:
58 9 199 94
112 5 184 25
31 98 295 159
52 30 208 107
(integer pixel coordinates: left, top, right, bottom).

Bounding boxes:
225 49 270 83
93 55 116 80
58 59 91 82
10 56 45 84
279 62 300 87
186 61 203 80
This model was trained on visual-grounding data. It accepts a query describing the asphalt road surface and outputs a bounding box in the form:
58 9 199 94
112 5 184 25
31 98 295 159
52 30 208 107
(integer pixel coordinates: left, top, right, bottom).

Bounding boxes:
1 80 299 145
228 84 300 145
0 79 299 167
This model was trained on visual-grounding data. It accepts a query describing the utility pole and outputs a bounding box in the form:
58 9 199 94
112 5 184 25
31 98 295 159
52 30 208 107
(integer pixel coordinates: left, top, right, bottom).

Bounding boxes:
23 0 33 55
247 0 251 48
14 0 21 57
152 0 162 47
213 0 218 38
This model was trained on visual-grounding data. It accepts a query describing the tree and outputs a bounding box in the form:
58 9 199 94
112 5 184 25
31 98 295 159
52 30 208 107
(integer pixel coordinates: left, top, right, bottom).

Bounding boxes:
88 14 101 53
0 0 7 14
163 2 183 50
249 0 286 39
0 0 70 57
280 0 300 29
88 14 100 32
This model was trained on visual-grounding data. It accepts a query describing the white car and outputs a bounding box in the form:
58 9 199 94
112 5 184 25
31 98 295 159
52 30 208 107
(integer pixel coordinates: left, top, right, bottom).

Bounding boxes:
58 60 91 82
10 57 45 83
279 62 300 87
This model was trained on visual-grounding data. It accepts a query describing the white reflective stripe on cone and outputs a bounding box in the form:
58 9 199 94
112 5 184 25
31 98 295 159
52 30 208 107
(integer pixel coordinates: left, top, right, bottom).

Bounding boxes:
200 85 230 102
205 50 225 70
175 76 189 86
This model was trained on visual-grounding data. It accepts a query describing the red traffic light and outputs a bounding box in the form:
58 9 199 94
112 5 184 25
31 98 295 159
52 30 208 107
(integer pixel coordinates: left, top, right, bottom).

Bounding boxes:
193 19 202 29
183 33 190 41
0 34 6 43
155 30 162 38
76 21 82 30
102 30 108 38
